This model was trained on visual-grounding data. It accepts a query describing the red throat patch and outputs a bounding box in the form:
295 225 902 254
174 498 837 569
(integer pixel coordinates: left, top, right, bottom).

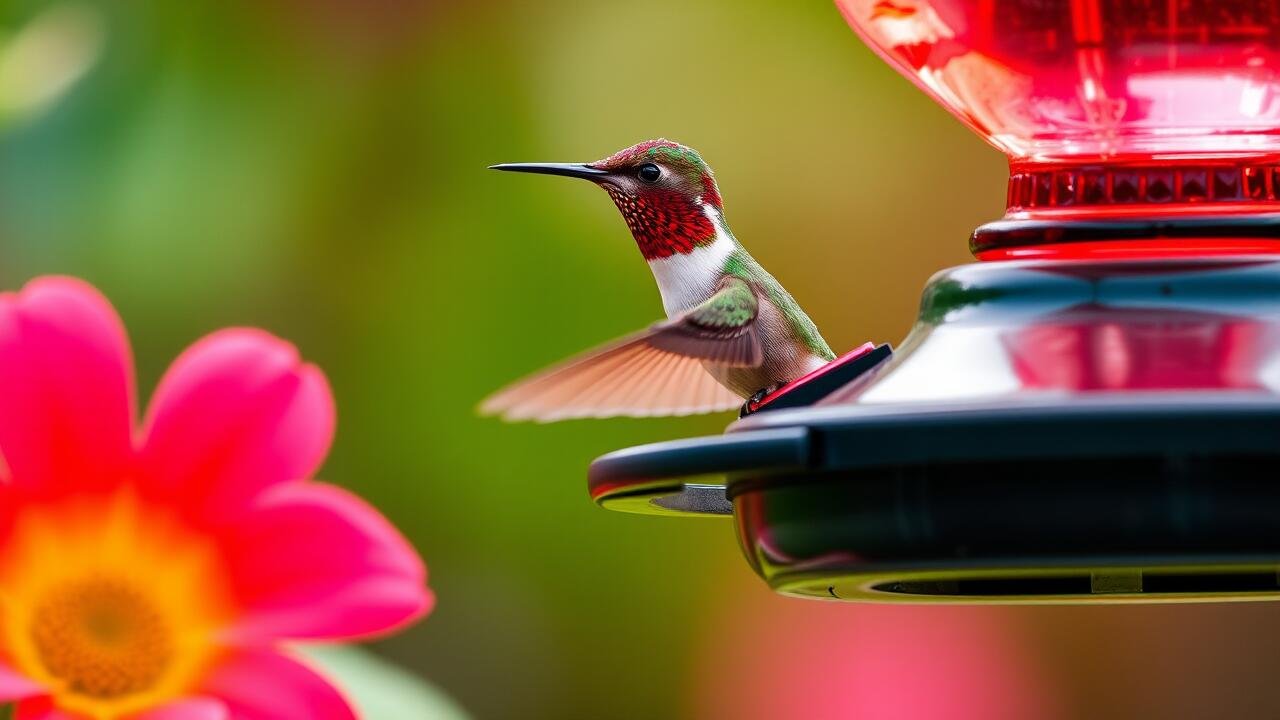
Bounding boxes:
700 174 722 208
604 186 718 260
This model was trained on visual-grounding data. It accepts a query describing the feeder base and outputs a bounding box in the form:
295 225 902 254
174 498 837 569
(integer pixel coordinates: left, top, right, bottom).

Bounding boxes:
588 258 1280 603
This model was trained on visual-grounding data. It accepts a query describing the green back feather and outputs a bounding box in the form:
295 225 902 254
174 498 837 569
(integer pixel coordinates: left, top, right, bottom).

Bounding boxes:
722 248 834 360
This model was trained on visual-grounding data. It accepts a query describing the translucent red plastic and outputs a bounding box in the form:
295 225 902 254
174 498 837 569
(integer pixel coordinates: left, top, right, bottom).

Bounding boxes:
976 238 1280 260
837 0 1280 162
838 0 1280 253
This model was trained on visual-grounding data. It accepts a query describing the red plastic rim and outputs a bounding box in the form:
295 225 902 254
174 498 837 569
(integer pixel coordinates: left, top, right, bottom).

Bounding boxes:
749 342 878 412
978 239 1280 261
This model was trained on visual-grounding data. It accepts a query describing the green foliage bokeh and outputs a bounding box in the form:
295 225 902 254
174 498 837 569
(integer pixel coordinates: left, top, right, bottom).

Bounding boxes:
0 1 1001 717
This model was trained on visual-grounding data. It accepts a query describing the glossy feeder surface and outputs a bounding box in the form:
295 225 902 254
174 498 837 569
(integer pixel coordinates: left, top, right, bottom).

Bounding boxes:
590 259 1280 602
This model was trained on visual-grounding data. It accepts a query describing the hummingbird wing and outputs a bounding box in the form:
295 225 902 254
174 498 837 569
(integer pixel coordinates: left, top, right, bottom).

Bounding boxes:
480 277 761 422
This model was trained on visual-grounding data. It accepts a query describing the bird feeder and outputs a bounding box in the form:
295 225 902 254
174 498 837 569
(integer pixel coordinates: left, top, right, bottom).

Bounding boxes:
588 0 1280 603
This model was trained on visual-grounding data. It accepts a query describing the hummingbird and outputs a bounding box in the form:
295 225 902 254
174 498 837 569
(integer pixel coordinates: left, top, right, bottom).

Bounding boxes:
481 139 835 422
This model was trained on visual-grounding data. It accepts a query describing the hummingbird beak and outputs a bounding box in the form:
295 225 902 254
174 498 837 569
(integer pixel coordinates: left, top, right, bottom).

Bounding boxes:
489 162 610 182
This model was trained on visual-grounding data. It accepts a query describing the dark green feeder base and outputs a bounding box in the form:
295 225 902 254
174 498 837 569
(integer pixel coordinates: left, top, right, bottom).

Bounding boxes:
588 258 1280 604
591 396 1280 603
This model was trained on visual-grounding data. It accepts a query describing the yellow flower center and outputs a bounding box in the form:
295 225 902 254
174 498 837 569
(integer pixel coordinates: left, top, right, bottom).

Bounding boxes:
0 492 232 718
31 577 173 699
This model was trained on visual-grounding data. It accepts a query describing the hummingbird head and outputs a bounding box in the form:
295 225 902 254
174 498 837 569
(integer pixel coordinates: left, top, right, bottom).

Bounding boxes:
491 139 725 261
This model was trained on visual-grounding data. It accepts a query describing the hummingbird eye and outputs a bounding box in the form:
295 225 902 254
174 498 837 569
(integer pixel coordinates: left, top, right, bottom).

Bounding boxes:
636 163 662 183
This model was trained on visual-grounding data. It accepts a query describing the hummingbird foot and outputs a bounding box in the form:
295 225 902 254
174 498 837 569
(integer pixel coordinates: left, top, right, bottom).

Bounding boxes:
739 383 782 418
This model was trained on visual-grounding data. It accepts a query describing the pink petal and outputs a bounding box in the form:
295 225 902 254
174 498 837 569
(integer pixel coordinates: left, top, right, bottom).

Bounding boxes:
0 661 45 701
17 695 227 720
0 276 134 496
200 649 356 720
138 329 334 521
224 482 431 642
691 592 1060 720
129 697 228 720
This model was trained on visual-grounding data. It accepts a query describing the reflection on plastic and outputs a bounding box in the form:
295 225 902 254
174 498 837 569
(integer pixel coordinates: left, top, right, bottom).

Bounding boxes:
837 0 1280 160
837 258 1280 404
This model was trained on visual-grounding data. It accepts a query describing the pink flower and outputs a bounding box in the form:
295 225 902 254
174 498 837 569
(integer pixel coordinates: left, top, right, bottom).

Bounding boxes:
691 587 1061 720
0 277 432 719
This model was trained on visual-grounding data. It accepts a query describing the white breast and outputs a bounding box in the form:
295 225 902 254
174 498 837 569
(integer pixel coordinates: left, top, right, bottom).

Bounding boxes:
646 205 736 317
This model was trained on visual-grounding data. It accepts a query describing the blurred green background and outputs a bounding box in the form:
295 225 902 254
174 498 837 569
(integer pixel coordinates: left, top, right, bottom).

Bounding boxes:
6 1 1280 718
